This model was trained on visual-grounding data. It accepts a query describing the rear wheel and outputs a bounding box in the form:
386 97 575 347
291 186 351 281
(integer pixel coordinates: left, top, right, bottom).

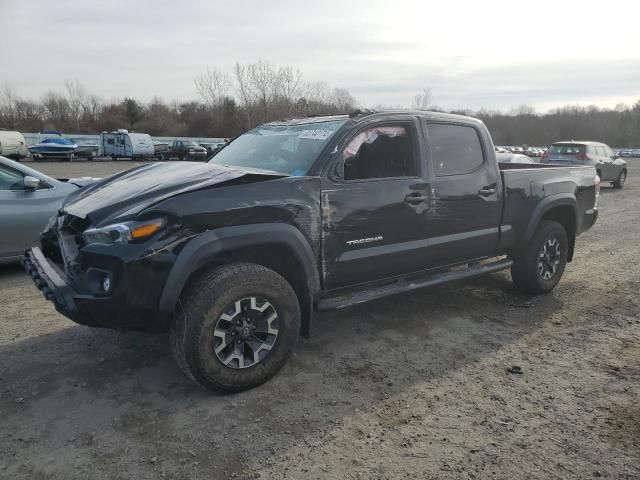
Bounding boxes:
613 169 626 189
170 262 300 393
511 220 568 294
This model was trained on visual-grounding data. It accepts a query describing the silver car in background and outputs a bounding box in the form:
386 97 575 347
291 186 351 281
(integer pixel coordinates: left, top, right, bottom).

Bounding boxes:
0 156 99 264
541 141 627 188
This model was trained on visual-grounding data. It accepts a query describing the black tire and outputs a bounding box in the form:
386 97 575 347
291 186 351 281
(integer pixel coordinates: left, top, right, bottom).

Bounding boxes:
612 169 626 189
170 262 300 393
511 220 568 295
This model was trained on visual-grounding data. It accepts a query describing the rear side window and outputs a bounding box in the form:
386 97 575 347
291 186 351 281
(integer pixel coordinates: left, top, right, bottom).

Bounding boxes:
427 123 484 176
342 125 417 180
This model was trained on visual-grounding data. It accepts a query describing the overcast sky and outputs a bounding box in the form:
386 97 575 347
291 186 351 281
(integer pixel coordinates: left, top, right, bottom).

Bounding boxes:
1 0 639 112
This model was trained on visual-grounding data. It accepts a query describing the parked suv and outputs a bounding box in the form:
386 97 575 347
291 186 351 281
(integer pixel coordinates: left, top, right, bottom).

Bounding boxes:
541 141 627 188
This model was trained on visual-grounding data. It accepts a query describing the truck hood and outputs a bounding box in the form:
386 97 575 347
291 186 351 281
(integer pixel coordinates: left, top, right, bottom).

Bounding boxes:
62 161 287 224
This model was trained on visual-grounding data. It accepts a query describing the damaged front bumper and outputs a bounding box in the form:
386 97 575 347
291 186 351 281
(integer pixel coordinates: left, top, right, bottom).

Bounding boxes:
23 245 173 330
23 247 78 315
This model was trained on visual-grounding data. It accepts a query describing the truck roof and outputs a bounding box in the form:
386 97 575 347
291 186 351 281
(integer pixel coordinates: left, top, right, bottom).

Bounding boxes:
266 110 484 126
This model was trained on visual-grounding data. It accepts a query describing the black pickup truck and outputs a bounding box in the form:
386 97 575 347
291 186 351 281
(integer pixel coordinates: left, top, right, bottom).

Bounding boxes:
24 111 599 392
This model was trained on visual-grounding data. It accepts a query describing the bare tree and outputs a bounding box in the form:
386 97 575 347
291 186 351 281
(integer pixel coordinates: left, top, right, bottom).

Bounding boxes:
0 84 19 127
194 68 231 110
275 65 303 116
510 104 537 116
234 62 255 129
413 88 433 110
247 59 278 122
65 79 89 130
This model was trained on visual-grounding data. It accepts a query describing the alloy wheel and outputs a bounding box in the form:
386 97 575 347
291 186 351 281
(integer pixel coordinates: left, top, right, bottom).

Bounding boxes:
212 297 279 369
537 237 561 280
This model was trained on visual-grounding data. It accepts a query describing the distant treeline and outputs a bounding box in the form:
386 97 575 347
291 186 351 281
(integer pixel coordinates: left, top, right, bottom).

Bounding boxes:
471 103 640 148
1 61 639 147
0 60 357 139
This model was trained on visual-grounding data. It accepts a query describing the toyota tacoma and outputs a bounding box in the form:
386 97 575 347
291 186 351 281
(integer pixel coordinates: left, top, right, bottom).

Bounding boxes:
24 111 599 392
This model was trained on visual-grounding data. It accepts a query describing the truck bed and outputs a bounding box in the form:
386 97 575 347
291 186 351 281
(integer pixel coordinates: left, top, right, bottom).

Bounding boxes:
498 164 597 252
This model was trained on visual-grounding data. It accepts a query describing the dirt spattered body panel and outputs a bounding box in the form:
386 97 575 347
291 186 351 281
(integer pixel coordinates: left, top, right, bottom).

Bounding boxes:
149 176 322 256
62 161 287 224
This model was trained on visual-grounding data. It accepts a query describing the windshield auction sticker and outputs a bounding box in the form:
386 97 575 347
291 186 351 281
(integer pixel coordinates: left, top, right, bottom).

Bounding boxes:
299 130 334 140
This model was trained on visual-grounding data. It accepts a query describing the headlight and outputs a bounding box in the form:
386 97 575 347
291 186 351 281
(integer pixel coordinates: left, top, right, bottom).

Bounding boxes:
83 218 165 246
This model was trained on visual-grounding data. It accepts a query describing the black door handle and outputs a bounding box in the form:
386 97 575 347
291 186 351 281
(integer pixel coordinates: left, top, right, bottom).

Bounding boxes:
405 193 427 204
478 187 496 197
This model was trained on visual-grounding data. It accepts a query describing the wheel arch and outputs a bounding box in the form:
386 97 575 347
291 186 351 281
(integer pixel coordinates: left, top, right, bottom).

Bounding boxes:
159 223 320 337
524 195 577 262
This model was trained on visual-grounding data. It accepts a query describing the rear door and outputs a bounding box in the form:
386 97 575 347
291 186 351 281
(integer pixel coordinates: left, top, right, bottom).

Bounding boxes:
604 145 625 180
420 121 502 266
320 118 431 290
597 144 616 181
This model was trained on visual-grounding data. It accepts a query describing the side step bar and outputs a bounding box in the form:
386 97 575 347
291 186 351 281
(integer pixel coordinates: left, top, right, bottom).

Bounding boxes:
316 258 513 312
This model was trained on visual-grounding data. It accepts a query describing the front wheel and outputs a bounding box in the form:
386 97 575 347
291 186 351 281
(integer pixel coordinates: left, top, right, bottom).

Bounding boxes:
170 262 301 393
511 220 568 295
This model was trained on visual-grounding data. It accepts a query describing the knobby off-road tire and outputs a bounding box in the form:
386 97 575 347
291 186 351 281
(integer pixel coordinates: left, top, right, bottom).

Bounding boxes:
511 220 568 295
170 262 300 393
612 169 626 189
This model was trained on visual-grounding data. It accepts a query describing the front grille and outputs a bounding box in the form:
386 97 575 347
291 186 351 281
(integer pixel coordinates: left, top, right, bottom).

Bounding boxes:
41 213 91 274
58 213 90 247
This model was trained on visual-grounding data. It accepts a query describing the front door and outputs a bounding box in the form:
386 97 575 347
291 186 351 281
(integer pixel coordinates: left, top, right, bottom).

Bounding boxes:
0 164 65 259
321 119 431 290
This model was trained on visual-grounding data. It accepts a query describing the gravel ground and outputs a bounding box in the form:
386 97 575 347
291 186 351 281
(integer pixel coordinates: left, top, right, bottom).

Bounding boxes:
1 160 638 479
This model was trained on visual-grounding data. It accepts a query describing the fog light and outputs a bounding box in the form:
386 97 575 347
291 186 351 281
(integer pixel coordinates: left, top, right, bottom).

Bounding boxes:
101 276 111 293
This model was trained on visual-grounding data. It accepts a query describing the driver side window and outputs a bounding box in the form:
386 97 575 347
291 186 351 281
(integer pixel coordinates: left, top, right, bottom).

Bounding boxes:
0 166 25 191
342 125 417 181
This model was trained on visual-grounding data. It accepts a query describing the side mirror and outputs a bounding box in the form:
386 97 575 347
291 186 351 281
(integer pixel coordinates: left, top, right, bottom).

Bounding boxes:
23 175 40 190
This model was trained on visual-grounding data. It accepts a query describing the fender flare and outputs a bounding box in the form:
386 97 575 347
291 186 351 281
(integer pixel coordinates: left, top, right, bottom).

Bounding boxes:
524 194 577 243
523 194 577 260
158 223 320 329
